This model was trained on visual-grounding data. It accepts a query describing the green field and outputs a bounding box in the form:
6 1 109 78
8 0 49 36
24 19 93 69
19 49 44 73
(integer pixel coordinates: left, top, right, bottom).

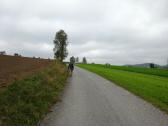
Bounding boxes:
77 64 168 113
91 64 168 77
0 62 68 126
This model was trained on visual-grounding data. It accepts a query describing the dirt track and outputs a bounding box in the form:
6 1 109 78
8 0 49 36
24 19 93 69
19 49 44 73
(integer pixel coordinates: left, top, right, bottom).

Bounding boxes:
0 55 53 87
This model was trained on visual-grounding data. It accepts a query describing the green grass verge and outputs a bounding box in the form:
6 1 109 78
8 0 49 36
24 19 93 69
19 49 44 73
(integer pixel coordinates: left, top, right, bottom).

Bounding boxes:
89 64 168 77
77 64 168 113
0 61 68 126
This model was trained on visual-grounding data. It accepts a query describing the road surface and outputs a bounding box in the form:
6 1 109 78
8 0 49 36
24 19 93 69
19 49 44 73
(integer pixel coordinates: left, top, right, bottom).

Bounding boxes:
40 67 168 126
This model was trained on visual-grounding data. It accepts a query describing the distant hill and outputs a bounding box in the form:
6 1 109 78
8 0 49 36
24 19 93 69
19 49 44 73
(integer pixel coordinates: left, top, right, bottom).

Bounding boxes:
124 63 163 68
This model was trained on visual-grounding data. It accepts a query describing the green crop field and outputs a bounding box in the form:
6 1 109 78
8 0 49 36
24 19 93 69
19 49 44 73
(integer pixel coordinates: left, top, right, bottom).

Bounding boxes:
77 64 168 113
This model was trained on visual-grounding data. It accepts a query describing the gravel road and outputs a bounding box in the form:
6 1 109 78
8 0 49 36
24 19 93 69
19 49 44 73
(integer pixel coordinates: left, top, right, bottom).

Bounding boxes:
40 67 168 126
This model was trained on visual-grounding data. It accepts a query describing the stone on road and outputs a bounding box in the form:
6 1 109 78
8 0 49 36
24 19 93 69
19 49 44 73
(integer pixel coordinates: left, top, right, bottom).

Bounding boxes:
40 67 168 126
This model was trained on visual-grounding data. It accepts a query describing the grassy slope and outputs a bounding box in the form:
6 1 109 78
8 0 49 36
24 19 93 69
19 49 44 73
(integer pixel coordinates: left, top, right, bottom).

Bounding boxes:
92 64 168 77
0 61 68 126
77 64 168 113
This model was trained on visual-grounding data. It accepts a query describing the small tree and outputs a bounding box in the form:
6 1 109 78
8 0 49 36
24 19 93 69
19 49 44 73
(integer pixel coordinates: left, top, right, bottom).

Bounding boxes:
75 57 79 63
82 57 87 64
149 63 155 68
53 30 68 62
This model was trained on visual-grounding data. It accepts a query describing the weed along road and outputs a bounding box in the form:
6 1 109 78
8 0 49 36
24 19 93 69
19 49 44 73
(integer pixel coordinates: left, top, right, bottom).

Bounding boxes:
40 67 168 126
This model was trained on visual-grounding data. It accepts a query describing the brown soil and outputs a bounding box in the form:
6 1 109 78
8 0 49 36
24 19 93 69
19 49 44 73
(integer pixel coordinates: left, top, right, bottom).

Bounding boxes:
0 55 54 88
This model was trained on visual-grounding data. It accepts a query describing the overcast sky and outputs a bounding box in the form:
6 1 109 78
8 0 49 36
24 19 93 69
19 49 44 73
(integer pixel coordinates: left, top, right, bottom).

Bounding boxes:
0 0 168 65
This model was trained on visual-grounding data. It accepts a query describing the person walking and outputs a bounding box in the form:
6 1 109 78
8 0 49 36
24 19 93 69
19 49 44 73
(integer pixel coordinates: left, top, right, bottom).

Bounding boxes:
68 56 75 75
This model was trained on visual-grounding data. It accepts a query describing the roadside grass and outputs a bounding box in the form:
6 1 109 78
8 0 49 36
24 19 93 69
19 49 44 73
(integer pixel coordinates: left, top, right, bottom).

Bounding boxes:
90 64 168 77
0 61 68 126
77 64 168 113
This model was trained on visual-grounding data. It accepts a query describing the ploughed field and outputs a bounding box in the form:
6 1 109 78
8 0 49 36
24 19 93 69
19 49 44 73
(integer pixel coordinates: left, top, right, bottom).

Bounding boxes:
0 55 53 87
77 64 168 113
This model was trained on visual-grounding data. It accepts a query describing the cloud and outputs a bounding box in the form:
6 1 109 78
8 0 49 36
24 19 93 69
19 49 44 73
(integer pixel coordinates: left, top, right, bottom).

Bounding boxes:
0 0 168 65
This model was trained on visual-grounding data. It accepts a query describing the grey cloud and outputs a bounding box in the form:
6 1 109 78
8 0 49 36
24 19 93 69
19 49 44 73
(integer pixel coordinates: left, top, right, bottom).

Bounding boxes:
0 0 168 65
